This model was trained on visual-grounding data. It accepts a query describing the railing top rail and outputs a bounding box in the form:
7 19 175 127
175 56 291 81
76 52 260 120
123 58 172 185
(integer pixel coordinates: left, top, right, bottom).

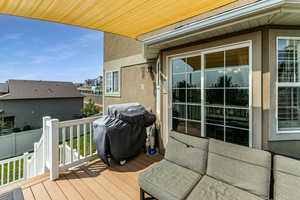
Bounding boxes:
58 115 101 128
0 153 33 165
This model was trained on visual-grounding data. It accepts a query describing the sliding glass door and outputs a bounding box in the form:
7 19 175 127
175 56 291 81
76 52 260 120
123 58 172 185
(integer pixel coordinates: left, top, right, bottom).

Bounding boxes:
171 44 251 146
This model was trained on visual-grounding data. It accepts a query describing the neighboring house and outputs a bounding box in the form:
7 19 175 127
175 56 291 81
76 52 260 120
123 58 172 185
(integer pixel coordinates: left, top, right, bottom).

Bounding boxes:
103 0 300 158
85 75 103 86
0 80 84 129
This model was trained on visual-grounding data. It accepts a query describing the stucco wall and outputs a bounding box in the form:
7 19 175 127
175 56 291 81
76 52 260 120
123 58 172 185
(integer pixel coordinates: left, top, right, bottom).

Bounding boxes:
160 31 262 150
0 98 83 128
104 63 156 114
103 32 155 114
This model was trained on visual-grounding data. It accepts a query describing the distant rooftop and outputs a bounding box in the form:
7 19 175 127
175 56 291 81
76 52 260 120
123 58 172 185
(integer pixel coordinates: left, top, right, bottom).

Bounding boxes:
0 80 83 100
0 83 8 93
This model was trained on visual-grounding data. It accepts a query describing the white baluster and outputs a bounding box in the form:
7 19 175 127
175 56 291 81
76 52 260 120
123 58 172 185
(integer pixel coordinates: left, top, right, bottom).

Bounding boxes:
77 125 80 160
83 123 87 158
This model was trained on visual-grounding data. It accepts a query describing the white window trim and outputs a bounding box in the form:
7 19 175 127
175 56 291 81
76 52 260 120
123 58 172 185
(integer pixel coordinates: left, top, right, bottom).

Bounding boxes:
104 70 121 96
166 40 253 147
275 36 300 135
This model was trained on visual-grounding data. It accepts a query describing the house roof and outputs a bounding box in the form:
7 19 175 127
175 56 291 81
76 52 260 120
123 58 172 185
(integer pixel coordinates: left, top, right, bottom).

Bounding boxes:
0 80 83 100
0 0 237 38
0 83 8 93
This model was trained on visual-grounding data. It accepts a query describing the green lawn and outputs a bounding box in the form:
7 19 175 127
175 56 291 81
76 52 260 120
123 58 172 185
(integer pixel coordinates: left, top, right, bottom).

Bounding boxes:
0 157 26 186
65 132 97 157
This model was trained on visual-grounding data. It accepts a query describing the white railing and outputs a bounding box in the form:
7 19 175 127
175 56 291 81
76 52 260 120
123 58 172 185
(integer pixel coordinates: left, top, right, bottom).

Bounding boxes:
0 152 33 187
0 115 100 188
44 116 99 180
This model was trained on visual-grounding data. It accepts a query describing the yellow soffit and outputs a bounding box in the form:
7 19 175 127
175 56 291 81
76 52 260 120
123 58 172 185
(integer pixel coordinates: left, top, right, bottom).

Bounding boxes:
0 0 237 38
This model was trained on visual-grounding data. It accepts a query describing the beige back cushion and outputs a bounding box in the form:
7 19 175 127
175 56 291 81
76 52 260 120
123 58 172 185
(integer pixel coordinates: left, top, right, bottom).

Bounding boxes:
207 139 271 199
274 155 300 200
165 131 208 174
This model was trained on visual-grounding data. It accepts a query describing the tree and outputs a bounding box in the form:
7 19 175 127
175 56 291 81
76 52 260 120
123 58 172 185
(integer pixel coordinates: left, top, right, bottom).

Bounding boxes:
81 99 100 117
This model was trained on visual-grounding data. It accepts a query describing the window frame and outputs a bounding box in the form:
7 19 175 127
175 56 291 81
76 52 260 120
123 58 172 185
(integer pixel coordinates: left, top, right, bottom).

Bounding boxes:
105 70 120 96
276 36 300 134
168 41 253 147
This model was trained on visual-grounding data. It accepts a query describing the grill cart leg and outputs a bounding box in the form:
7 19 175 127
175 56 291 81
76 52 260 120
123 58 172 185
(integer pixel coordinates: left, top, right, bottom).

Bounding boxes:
140 188 145 200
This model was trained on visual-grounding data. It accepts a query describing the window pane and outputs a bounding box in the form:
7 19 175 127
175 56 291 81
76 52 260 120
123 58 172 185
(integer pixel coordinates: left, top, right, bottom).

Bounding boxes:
226 108 249 129
205 52 224 69
205 107 224 125
225 89 249 107
278 39 295 82
172 104 186 119
187 72 201 88
187 121 201 137
173 58 188 73
172 89 186 103
187 89 201 104
186 56 201 72
205 89 224 106
278 87 300 130
206 124 224 141
173 73 186 88
106 72 112 93
173 118 186 133
226 47 249 67
205 69 224 88
187 105 201 121
226 128 249 146
225 66 249 88
113 71 119 92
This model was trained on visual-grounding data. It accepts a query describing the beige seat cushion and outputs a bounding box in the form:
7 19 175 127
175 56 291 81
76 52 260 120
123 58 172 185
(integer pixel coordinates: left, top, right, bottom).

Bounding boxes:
274 155 300 200
207 139 271 199
186 175 264 200
165 131 208 174
138 159 201 200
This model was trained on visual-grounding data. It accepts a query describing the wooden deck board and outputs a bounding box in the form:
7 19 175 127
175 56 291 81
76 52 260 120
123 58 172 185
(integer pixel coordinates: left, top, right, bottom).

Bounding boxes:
0 153 162 200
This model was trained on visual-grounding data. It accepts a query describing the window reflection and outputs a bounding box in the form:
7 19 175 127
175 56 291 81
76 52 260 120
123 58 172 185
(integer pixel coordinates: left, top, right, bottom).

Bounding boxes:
225 89 249 107
226 108 249 129
187 89 201 104
172 89 186 103
226 128 249 146
206 107 224 125
187 56 201 72
205 89 224 106
187 121 201 137
206 124 224 141
278 87 300 130
172 118 186 133
188 105 201 121
172 104 186 119
173 73 186 88
173 59 188 73
187 72 201 88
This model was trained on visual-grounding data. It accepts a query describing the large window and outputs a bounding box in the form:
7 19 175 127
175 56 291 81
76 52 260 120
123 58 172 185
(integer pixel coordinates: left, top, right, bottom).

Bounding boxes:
277 38 300 132
171 45 250 146
105 71 120 94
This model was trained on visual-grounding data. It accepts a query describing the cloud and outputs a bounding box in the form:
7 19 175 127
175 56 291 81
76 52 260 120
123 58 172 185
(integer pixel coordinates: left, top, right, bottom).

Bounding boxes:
79 32 101 42
4 33 23 40
31 50 78 64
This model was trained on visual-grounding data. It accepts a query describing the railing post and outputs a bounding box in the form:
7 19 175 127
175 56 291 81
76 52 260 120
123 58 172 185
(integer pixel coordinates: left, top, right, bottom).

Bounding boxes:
23 152 29 180
49 119 59 180
43 116 51 173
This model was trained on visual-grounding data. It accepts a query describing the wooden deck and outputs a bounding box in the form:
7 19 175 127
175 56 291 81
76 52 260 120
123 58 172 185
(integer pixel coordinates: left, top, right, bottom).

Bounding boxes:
0 153 162 200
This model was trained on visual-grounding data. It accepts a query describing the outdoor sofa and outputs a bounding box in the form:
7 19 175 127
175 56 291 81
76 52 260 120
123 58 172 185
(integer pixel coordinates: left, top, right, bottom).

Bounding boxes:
139 131 300 200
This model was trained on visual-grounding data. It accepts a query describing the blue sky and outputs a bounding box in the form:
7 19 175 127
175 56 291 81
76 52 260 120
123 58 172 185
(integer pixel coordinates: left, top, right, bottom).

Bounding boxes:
0 15 103 83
